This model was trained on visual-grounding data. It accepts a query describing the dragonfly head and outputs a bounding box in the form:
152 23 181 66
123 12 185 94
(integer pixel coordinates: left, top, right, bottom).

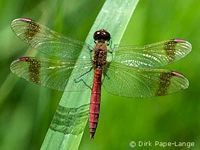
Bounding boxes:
93 29 111 44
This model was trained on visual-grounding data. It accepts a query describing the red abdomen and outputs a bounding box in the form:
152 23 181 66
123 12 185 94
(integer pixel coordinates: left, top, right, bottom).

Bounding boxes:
89 68 102 138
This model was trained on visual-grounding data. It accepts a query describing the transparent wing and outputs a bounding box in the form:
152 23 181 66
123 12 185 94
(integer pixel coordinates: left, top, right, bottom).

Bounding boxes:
103 62 189 98
10 57 93 91
11 18 92 60
113 39 192 68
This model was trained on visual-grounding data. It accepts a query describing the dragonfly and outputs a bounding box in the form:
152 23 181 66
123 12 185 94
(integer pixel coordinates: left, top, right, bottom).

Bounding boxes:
10 18 192 139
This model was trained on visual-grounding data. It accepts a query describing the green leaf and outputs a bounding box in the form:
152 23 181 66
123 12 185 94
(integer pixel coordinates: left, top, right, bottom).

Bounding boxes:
41 0 139 149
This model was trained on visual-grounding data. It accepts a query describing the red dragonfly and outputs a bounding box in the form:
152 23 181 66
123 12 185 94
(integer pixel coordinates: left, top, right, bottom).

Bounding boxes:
10 18 191 138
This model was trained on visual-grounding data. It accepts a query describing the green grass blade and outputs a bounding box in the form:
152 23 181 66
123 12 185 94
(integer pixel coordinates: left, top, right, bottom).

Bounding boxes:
41 0 139 149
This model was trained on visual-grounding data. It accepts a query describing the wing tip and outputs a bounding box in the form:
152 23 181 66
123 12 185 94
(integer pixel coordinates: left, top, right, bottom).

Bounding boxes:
11 18 34 32
17 57 30 61
11 57 30 63
172 71 184 77
172 71 189 89
173 38 192 53
10 57 30 69
12 18 33 23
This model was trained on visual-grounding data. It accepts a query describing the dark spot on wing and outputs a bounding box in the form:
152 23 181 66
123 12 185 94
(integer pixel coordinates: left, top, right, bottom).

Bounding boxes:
164 39 178 63
24 20 40 42
21 57 41 84
156 72 174 96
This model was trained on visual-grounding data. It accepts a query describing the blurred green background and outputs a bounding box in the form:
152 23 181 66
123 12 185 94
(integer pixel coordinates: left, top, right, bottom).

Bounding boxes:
0 0 199 149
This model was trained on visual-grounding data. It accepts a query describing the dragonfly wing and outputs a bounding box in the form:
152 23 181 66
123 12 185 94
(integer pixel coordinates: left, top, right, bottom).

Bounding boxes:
11 18 92 60
10 57 93 91
103 62 189 98
113 39 192 68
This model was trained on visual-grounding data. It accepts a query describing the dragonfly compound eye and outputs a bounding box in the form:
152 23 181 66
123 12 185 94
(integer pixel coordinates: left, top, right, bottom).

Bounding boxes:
93 29 111 42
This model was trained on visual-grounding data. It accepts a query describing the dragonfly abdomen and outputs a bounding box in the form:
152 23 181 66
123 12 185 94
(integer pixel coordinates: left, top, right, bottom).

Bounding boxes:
89 68 103 139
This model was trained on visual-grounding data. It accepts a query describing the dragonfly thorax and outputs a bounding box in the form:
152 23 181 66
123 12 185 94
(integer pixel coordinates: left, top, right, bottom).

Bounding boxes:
93 42 108 69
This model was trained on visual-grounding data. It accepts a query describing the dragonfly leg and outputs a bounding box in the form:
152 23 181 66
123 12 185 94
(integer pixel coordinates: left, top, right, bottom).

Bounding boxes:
74 67 93 81
74 67 93 89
